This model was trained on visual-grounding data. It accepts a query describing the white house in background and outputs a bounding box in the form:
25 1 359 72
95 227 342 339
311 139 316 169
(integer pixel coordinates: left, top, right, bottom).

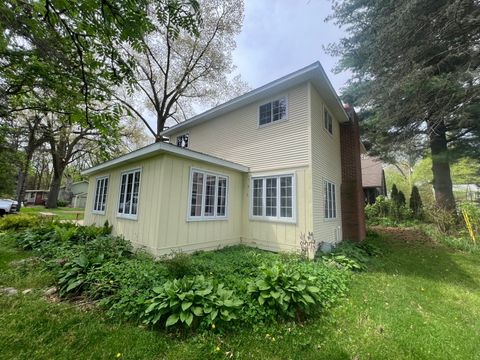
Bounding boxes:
81 62 365 256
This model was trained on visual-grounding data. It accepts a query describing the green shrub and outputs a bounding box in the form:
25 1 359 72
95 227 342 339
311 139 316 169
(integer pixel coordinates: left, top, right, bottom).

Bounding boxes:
247 264 323 321
0 214 41 231
424 205 456 234
58 253 106 296
163 251 194 278
144 275 242 328
409 185 423 217
56 200 69 207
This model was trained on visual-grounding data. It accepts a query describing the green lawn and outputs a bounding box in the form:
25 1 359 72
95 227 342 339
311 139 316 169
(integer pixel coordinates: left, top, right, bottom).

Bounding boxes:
20 206 84 221
1 228 479 359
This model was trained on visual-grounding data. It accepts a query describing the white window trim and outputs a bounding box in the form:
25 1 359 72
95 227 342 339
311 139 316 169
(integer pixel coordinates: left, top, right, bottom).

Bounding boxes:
176 133 189 148
249 173 296 224
258 95 288 128
323 105 334 137
323 178 337 221
116 167 142 220
92 175 109 215
187 167 229 222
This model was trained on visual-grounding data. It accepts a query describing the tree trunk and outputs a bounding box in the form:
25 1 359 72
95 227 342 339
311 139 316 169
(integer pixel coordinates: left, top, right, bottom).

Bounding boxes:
428 119 456 211
46 170 63 208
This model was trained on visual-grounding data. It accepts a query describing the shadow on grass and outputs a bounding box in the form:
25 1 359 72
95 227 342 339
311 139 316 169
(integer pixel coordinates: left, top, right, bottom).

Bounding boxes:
366 227 480 291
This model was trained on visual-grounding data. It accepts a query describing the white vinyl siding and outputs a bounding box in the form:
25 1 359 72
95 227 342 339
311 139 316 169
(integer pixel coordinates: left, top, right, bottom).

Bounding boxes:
310 84 342 243
188 168 228 220
117 169 141 219
250 174 295 223
93 176 109 214
168 84 309 172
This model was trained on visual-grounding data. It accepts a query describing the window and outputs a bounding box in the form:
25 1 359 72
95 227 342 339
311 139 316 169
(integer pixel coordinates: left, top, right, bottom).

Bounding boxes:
93 176 109 213
188 169 228 220
118 169 141 218
259 96 287 126
250 174 295 222
324 180 336 219
324 108 333 135
176 134 189 148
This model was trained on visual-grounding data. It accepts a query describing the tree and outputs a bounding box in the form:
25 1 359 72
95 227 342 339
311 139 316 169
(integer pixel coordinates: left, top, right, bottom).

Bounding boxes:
409 186 423 217
391 184 399 203
1 0 201 207
327 0 480 211
0 124 20 197
397 191 406 207
116 0 245 141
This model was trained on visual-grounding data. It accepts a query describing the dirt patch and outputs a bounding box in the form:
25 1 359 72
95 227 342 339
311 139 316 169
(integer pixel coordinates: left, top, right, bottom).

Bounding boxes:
371 226 434 245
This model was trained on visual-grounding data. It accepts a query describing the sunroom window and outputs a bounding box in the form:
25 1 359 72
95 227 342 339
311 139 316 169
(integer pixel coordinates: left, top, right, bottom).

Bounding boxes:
189 169 228 220
93 176 109 213
251 174 295 222
118 169 141 218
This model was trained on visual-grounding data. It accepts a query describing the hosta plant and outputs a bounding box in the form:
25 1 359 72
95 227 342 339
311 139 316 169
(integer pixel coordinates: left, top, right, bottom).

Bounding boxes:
144 275 242 329
247 264 322 321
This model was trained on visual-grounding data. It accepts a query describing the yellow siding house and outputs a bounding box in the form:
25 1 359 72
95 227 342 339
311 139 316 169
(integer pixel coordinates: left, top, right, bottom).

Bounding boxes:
82 62 365 256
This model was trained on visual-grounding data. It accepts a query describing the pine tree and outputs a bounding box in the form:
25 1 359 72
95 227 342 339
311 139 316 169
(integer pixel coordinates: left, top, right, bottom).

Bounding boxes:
398 191 406 207
409 186 423 216
391 184 399 204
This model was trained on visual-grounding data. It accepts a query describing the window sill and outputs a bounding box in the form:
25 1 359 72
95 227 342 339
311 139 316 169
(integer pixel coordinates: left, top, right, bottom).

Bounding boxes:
117 214 138 221
92 211 106 215
249 216 296 224
187 216 228 222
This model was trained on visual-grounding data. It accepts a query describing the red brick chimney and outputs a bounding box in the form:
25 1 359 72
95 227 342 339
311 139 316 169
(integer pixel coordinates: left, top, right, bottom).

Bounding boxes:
340 105 366 242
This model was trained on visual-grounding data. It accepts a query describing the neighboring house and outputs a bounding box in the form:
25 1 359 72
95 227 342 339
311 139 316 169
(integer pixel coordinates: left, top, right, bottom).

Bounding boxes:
453 184 480 202
81 62 366 256
361 156 387 204
24 190 49 205
59 180 89 208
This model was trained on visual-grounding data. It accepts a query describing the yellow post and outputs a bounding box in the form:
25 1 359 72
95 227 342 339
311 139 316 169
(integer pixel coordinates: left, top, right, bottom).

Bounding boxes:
462 209 476 244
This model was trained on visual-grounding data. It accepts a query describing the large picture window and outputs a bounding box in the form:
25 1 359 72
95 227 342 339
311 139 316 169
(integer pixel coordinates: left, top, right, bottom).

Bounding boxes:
188 169 228 220
259 96 287 126
93 176 109 214
118 169 141 218
324 180 336 219
250 174 295 222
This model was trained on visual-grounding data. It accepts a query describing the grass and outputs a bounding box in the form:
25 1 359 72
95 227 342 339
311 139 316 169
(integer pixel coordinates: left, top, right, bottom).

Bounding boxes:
1 228 479 359
20 206 84 221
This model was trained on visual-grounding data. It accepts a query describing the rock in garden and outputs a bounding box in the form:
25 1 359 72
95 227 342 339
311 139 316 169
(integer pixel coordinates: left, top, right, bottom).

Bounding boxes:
44 286 58 296
0 287 18 296
22 289 33 295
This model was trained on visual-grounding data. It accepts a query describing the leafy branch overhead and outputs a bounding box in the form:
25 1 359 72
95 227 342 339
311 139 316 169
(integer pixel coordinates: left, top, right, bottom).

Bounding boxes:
327 0 480 210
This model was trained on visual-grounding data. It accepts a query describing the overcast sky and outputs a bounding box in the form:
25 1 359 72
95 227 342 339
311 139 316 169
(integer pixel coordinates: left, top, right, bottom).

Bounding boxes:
232 0 351 94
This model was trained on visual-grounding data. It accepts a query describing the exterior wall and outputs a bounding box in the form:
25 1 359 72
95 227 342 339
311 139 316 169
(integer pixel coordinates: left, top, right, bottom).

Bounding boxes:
241 166 313 253
340 106 366 242
309 83 343 246
71 182 88 196
84 154 244 256
168 84 310 172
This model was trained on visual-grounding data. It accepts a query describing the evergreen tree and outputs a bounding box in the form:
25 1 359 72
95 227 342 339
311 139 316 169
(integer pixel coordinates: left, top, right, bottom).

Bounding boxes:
398 191 406 207
391 184 399 204
409 186 423 216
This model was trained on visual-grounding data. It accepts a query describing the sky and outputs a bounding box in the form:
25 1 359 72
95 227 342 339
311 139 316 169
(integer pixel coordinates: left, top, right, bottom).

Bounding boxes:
232 0 351 94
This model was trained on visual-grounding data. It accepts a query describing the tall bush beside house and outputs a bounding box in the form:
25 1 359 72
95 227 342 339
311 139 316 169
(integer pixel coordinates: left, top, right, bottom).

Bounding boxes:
409 186 423 217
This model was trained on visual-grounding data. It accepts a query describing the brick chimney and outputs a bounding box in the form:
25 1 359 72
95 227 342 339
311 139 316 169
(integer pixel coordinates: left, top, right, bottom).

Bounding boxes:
340 105 366 242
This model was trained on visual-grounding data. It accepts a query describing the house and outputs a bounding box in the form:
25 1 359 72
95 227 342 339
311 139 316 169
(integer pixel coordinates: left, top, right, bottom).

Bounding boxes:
81 62 366 256
24 190 49 205
361 156 387 204
453 184 480 202
59 180 89 208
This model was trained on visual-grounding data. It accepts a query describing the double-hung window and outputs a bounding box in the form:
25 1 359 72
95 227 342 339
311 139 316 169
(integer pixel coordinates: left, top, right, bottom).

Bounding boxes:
176 134 189 148
324 107 333 135
118 169 141 218
324 180 336 219
251 174 295 222
188 169 228 220
93 176 109 214
259 96 287 126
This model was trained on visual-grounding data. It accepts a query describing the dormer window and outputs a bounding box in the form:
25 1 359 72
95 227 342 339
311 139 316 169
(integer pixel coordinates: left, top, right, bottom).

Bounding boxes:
324 108 333 135
176 134 189 148
259 96 287 126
